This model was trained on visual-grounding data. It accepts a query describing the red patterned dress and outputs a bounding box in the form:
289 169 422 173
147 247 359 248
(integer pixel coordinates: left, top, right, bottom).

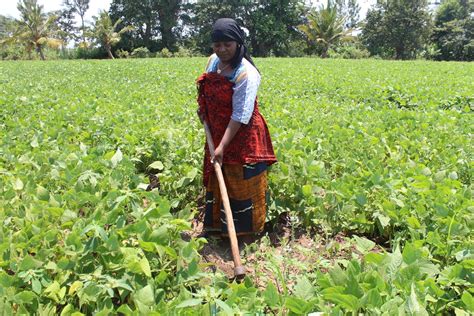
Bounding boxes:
197 61 277 236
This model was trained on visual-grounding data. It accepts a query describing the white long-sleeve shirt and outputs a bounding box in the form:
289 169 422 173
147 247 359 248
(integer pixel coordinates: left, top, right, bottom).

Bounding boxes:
205 54 261 125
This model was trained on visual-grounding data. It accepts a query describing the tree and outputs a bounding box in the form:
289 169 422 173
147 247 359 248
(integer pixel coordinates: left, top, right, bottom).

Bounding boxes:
244 0 306 57
431 0 474 61
109 0 182 52
156 0 181 51
0 15 16 39
188 0 306 57
187 0 245 55
299 0 351 58
335 0 361 29
0 15 21 59
51 6 77 53
64 0 89 45
11 0 61 60
361 0 431 59
91 10 133 59
361 7 389 57
110 0 159 51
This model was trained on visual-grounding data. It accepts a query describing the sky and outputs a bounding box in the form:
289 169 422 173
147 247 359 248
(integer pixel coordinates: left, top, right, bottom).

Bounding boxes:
0 0 112 23
1 0 378 22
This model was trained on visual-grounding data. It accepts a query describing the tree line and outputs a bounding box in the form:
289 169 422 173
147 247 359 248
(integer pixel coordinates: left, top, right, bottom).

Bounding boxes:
0 0 472 61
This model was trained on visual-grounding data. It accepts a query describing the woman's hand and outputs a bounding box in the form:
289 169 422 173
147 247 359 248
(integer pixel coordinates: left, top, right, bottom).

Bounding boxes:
211 144 224 166
210 120 242 166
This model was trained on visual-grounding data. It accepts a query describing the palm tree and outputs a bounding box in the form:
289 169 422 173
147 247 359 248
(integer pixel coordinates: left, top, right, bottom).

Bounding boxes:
91 10 133 59
299 0 352 58
12 0 61 60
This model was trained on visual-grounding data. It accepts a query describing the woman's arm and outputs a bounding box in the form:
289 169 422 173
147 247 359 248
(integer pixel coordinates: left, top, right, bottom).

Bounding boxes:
212 119 241 165
212 62 260 165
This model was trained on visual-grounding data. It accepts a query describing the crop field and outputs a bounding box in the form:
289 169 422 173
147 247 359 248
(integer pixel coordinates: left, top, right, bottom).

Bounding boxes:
0 58 473 314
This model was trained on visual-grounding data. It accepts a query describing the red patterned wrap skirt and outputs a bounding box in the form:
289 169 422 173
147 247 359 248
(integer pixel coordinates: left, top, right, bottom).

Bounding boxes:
196 72 277 235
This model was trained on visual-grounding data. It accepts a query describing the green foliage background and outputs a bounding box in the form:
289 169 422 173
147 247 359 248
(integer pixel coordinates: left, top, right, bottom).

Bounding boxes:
0 58 473 314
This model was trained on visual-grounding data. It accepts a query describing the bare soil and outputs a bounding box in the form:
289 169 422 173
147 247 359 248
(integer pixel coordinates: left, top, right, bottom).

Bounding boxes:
188 213 385 290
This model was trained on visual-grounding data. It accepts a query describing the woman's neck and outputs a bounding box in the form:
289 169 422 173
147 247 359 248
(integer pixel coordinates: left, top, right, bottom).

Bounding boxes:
217 60 233 76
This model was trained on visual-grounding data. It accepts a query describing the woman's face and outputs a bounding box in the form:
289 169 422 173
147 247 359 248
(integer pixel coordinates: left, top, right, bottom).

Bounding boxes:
212 41 237 63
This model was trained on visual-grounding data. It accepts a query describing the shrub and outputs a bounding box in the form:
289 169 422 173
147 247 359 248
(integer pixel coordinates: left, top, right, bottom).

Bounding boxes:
173 47 192 58
131 47 150 58
75 47 108 59
116 49 130 59
329 44 370 59
157 48 172 58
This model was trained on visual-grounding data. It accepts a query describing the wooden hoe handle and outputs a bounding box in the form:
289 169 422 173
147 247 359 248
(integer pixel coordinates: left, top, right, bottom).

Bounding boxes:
203 121 246 278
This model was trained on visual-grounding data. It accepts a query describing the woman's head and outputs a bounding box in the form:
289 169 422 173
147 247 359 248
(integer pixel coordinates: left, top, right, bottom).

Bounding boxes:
211 18 245 67
211 18 244 44
210 18 259 72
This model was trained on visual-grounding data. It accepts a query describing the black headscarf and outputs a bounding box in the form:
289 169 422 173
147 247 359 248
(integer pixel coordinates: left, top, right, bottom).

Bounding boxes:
211 18 259 72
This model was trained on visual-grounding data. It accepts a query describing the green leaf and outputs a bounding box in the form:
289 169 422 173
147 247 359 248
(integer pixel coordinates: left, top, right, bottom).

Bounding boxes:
0 271 14 287
111 148 123 168
294 276 314 300
36 185 49 201
263 283 279 307
353 235 375 253
454 307 470 316
329 264 348 286
406 216 421 229
139 257 152 277
434 170 446 182
59 304 76 316
302 184 312 197
144 199 171 219
14 291 37 304
392 197 405 208
387 247 403 280
461 292 474 312
215 299 233 315
134 285 155 306
381 296 404 314
32 279 42 294
13 178 24 191
364 289 383 308
176 298 203 308
106 233 120 251
44 281 62 302
148 161 164 171
455 249 473 262
406 283 428 316
19 255 43 271
375 212 391 230
117 304 135 315
449 171 458 180
68 281 83 295
402 243 421 265
323 293 359 311
285 296 307 314
148 226 169 244
30 136 39 148
355 194 367 206
421 167 431 176
180 242 194 261
345 274 363 298
365 253 384 265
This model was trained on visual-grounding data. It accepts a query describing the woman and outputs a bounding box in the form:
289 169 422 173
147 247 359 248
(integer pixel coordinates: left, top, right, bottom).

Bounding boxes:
197 18 277 240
